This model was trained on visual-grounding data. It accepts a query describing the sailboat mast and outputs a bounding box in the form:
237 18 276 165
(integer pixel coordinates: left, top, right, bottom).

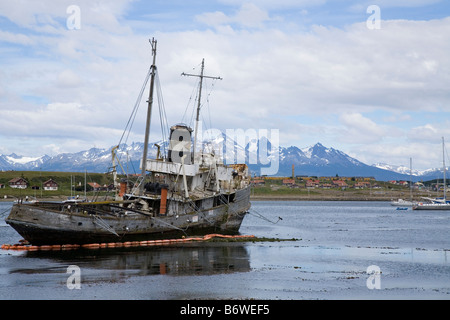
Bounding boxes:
443 137 446 200
140 38 157 194
410 157 413 203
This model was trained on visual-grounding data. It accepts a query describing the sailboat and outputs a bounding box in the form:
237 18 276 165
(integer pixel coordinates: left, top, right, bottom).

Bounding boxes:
390 158 417 208
413 137 450 210
6 39 251 245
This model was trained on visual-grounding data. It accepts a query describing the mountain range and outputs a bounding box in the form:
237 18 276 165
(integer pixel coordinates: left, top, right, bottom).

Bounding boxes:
0 141 445 182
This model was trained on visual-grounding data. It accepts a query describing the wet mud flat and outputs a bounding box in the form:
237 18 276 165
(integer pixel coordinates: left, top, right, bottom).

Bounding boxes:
0 201 449 300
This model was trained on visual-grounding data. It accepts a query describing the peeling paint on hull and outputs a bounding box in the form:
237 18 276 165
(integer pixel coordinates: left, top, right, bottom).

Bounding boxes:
6 187 251 245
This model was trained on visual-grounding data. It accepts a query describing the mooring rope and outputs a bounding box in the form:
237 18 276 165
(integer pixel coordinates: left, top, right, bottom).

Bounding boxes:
93 215 120 237
0 206 12 218
248 208 282 225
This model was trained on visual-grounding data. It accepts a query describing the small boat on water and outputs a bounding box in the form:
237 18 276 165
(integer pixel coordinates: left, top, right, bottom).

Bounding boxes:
413 201 450 210
391 158 417 207
6 39 251 245
391 199 416 207
413 137 450 211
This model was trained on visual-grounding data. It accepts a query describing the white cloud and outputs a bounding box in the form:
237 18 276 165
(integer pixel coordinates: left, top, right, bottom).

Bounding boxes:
338 113 388 143
0 0 133 31
0 30 35 45
369 0 442 8
195 11 230 27
196 3 270 28
408 123 450 143
0 1 449 170
217 0 326 10
57 69 82 88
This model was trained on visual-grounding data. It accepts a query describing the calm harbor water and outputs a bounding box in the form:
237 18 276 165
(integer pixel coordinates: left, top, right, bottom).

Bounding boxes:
0 200 449 300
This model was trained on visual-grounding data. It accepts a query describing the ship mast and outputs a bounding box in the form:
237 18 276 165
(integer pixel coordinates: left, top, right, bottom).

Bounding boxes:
443 136 446 201
182 59 222 163
140 38 157 195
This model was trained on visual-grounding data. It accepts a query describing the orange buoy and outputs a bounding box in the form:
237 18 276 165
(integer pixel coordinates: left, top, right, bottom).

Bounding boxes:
82 243 100 249
62 244 77 250
11 233 256 252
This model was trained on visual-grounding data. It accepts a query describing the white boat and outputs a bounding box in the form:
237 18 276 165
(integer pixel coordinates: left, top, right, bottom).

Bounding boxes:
413 201 450 210
391 158 417 207
413 137 450 210
391 198 416 207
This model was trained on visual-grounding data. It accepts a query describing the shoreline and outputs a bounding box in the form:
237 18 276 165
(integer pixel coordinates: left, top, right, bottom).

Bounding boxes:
0 196 409 202
0 193 417 202
250 195 393 201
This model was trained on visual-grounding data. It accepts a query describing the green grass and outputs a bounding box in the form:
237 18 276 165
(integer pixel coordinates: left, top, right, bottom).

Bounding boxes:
0 170 116 199
251 185 320 196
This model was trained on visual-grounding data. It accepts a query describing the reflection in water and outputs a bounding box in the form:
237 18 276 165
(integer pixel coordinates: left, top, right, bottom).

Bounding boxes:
12 243 251 277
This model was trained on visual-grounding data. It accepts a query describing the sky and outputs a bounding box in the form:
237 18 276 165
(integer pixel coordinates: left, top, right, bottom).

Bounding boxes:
1 0 450 170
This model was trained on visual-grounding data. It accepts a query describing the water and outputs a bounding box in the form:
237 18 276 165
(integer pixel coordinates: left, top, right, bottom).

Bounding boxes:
0 201 449 300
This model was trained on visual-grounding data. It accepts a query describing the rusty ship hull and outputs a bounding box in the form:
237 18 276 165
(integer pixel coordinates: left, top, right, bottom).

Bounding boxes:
6 186 250 245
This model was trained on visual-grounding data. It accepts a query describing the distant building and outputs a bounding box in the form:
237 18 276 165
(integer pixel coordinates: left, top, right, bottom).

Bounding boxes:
88 182 102 191
332 180 348 189
251 179 265 186
8 178 28 189
43 179 58 191
96 183 114 191
282 179 296 186
353 182 370 189
306 180 319 188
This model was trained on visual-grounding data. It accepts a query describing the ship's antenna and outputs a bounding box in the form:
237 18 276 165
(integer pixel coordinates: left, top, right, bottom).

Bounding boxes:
182 59 222 163
140 38 157 195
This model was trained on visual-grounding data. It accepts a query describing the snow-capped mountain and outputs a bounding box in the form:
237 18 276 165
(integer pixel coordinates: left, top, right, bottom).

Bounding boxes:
372 163 446 180
372 163 426 176
0 140 442 181
272 143 409 180
0 153 50 170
